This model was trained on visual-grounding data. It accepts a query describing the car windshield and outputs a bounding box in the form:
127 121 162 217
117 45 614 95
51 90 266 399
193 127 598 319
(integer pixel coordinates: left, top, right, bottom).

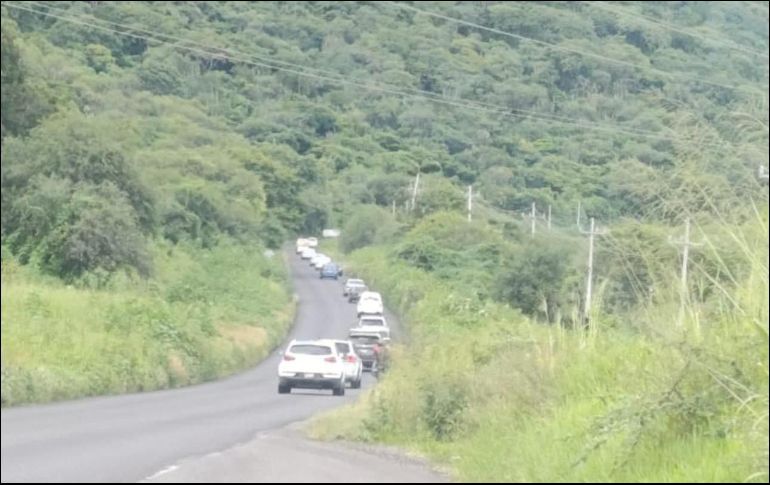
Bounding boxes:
289 344 332 355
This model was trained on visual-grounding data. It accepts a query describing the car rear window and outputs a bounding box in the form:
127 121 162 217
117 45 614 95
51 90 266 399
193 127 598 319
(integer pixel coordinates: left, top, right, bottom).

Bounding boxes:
289 345 332 355
351 336 379 345
361 319 384 326
335 342 351 354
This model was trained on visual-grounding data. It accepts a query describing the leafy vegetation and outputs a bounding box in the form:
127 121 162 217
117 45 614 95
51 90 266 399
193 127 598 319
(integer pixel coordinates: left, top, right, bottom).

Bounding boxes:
0 1 767 481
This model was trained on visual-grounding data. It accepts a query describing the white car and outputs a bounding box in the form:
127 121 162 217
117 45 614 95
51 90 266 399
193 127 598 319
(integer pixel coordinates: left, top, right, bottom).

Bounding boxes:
331 340 362 389
358 315 388 328
306 237 319 248
296 238 309 253
343 278 366 296
300 247 316 260
278 340 346 395
357 291 383 317
310 253 329 267
313 256 332 270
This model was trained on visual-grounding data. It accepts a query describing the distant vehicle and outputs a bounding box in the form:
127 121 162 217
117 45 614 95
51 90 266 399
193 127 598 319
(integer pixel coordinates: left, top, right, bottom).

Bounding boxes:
320 263 343 280
300 247 316 260
278 340 346 396
310 253 327 267
348 331 385 372
313 255 332 270
306 237 319 248
358 315 388 328
296 238 310 253
343 278 366 297
331 340 362 389
357 291 383 317
347 284 368 303
322 229 341 238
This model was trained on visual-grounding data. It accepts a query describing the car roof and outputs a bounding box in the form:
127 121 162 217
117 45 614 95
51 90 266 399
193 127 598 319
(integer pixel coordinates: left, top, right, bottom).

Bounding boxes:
360 291 381 299
289 340 334 347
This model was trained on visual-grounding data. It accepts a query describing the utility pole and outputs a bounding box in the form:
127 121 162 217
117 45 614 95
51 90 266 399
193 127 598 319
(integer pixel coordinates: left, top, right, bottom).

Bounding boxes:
669 218 703 327
392 200 396 216
410 171 421 211
760 165 769 182
547 204 552 231
467 185 473 222
530 202 536 238
580 217 608 326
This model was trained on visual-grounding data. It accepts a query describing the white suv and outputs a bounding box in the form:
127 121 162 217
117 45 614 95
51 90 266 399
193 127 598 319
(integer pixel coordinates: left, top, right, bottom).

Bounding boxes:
357 291 383 317
277 340 346 395
331 340 362 389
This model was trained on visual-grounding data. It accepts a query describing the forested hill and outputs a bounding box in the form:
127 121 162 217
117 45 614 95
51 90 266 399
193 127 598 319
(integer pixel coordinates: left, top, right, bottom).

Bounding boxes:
1 1 768 279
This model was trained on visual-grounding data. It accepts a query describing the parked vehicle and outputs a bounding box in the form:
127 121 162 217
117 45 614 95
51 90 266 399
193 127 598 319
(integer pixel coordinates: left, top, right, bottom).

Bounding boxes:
277 340 346 396
331 340 362 388
313 255 332 270
320 263 343 280
358 315 387 328
306 237 319 248
310 253 327 267
300 247 316 260
347 284 367 303
296 238 310 253
348 331 383 372
357 291 383 317
343 278 366 297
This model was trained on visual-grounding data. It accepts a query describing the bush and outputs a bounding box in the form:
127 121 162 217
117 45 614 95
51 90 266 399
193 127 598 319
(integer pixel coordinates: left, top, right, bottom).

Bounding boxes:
340 205 400 253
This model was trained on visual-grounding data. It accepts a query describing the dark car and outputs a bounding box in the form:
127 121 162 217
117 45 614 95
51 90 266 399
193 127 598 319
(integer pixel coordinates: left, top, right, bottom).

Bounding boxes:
320 263 343 280
349 332 384 372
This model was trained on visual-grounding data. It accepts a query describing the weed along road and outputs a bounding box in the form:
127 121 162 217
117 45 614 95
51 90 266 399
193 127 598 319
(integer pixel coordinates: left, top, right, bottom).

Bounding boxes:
0 252 438 483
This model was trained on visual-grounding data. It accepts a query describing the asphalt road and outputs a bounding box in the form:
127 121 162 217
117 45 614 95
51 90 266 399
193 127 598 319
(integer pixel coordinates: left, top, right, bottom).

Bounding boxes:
1 251 438 483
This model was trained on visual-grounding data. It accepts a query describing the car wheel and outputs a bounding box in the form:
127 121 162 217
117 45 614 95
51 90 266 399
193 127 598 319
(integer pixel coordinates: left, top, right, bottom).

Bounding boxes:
278 383 291 394
351 378 362 389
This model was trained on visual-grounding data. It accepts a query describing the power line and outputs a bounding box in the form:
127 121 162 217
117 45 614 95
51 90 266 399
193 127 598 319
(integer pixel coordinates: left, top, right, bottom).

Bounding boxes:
583 1 769 59
14 0 709 145
381 1 767 95
2 1 734 148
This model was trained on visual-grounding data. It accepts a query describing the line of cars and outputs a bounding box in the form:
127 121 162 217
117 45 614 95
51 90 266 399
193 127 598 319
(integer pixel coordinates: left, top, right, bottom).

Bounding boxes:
276 238 392 395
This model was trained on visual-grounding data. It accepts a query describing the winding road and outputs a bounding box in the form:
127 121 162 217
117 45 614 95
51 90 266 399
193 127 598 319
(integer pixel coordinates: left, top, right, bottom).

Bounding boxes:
1 251 442 482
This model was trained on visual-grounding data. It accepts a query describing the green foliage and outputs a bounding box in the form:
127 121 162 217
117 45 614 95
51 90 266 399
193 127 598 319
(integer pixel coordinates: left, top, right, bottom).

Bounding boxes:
340 205 400 253
1 241 293 406
498 234 584 323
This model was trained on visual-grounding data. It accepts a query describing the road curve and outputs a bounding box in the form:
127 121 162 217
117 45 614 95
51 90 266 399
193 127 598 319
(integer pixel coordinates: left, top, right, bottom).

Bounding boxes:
1 251 430 483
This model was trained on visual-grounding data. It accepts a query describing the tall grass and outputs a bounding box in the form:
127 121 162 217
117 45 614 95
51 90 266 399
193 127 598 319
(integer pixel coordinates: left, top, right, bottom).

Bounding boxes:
311 210 768 482
1 240 294 406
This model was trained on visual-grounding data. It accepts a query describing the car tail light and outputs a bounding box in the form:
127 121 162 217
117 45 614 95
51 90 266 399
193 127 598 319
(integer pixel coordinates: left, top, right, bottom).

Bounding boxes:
283 354 295 361
346 355 357 363
324 356 337 363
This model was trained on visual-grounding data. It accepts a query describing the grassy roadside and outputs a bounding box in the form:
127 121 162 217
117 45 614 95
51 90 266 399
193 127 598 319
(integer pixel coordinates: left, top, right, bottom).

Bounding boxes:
1 240 295 406
309 222 768 482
